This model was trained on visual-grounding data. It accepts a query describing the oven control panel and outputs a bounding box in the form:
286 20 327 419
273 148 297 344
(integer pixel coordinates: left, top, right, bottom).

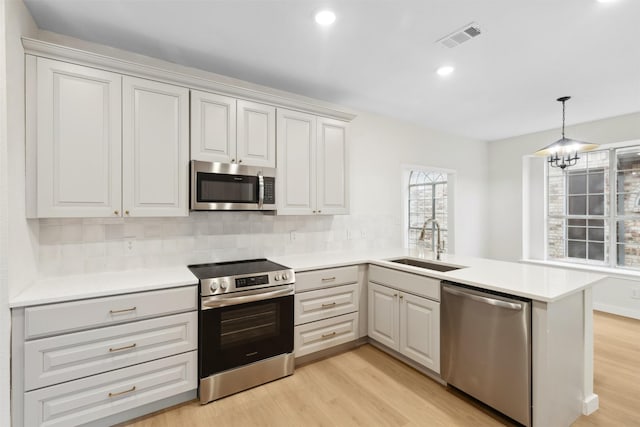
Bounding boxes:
200 269 295 296
236 275 269 288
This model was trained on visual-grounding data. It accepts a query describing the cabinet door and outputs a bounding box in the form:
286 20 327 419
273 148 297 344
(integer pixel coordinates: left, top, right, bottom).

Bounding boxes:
368 282 399 350
35 58 122 218
399 292 440 373
190 90 236 163
276 109 316 215
122 76 189 217
237 100 276 167
316 117 348 215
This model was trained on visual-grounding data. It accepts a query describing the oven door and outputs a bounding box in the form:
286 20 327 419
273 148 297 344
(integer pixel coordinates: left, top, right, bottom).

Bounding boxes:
191 160 276 210
199 285 294 378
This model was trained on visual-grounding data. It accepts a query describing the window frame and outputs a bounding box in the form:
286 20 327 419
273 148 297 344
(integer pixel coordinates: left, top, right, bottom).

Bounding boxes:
545 144 640 271
402 165 455 251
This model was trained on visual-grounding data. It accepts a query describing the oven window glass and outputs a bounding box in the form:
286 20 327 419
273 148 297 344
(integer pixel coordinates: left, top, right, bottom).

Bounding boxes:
220 302 279 347
198 173 258 203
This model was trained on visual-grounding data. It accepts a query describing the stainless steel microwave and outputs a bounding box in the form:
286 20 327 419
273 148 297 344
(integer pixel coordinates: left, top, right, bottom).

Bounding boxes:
190 161 276 211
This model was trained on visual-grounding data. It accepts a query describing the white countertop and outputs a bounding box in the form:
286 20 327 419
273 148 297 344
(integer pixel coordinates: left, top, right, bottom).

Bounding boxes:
10 248 607 307
272 248 607 302
9 266 198 308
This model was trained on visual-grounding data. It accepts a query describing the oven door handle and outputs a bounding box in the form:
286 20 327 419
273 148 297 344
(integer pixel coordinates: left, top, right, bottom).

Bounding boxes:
201 286 294 310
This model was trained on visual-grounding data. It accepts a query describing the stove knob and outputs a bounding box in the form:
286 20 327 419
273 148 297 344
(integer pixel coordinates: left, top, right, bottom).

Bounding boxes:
220 280 229 290
282 273 289 281
274 274 281 281
209 281 219 293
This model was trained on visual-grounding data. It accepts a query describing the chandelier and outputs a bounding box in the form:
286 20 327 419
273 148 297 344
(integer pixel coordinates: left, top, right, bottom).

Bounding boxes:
534 96 598 169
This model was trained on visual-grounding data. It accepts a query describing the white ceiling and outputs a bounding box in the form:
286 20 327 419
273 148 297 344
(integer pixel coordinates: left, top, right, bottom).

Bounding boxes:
23 0 640 141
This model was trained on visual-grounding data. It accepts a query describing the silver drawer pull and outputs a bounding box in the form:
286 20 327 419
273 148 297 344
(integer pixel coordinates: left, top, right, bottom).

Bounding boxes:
108 385 136 398
321 277 336 282
321 331 337 339
109 343 137 353
321 302 337 308
109 306 137 315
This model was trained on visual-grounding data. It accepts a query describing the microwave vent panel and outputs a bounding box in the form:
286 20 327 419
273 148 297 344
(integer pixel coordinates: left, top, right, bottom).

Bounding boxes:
437 22 482 48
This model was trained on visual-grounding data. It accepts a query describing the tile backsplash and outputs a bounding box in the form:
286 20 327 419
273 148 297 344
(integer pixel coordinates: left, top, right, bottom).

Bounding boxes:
38 212 402 276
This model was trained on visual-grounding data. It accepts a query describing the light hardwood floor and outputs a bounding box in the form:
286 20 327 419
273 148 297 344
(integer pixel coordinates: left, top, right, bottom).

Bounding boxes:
121 311 640 427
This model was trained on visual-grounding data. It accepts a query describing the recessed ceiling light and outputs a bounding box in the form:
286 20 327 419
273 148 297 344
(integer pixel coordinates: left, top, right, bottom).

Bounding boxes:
315 10 336 26
596 0 617 3
436 66 455 77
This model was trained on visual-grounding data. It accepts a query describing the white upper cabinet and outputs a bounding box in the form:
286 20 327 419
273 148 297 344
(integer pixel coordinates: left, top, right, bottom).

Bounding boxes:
190 90 236 164
32 57 122 218
317 117 349 215
122 76 189 217
191 93 275 168
237 100 276 167
276 109 316 215
28 57 189 218
276 109 349 215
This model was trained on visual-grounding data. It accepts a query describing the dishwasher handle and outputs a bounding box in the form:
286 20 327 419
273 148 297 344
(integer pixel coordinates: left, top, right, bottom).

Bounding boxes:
442 285 523 311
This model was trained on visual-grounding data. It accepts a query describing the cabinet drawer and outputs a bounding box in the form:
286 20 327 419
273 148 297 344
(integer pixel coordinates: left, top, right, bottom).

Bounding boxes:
295 265 358 292
294 312 358 358
24 311 197 391
369 265 440 301
24 286 197 339
24 350 196 427
295 283 358 326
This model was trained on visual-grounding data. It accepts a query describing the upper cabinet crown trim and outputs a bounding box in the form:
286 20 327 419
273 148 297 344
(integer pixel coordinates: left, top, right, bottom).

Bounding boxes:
22 37 356 122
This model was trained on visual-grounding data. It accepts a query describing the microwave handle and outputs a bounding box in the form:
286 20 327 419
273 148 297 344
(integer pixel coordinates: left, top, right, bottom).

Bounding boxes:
258 172 264 209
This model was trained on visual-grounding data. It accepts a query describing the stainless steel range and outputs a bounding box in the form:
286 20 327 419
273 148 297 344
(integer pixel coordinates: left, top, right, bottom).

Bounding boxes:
188 259 295 404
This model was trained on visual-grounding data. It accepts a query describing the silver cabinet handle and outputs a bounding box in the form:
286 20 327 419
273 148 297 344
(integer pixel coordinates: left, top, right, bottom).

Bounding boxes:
321 277 336 282
321 302 337 308
109 307 136 315
109 343 137 353
442 286 523 310
258 172 264 209
321 331 337 339
108 385 136 398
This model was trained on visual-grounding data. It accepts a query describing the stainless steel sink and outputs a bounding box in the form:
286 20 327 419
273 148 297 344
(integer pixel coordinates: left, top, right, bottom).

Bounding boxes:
389 258 463 272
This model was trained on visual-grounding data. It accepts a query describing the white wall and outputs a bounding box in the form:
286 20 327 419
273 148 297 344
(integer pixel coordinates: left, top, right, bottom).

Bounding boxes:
1 1 38 425
488 112 640 319
488 112 640 261
0 3 9 426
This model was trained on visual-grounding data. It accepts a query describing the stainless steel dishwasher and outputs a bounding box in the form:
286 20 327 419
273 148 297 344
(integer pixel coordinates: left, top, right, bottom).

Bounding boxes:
441 282 532 427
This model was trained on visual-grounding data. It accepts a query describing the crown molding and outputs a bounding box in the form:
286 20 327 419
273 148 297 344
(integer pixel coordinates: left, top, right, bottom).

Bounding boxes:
22 36 356 122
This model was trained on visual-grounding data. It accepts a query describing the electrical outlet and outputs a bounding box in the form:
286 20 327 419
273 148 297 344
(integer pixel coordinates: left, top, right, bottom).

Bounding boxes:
347 230 353 240
290 231 297 242
632 287 640 299
125 237 136 253
360 230 367 239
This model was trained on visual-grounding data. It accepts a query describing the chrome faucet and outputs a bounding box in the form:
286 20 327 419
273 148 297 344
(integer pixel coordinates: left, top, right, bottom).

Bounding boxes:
419 218 443 260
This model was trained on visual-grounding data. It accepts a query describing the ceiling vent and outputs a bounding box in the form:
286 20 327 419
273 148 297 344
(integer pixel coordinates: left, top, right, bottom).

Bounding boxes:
437 22 482 48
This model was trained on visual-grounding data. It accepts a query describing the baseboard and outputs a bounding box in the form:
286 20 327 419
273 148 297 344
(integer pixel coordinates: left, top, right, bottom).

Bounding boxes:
582 393 599 415
295 337 368 367
368 339 444 385
87 389 197 427
593 303 640 320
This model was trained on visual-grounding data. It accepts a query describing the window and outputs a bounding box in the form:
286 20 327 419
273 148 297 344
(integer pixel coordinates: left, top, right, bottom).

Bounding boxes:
408 170 448 250
547 145 640 269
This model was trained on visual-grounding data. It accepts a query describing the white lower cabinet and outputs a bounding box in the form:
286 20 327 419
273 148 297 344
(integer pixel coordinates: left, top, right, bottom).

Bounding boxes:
24 351 197 427
24 311 197 390
368 281 440 373
294 266 360 358
294 312 358 358
17 286 198 426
